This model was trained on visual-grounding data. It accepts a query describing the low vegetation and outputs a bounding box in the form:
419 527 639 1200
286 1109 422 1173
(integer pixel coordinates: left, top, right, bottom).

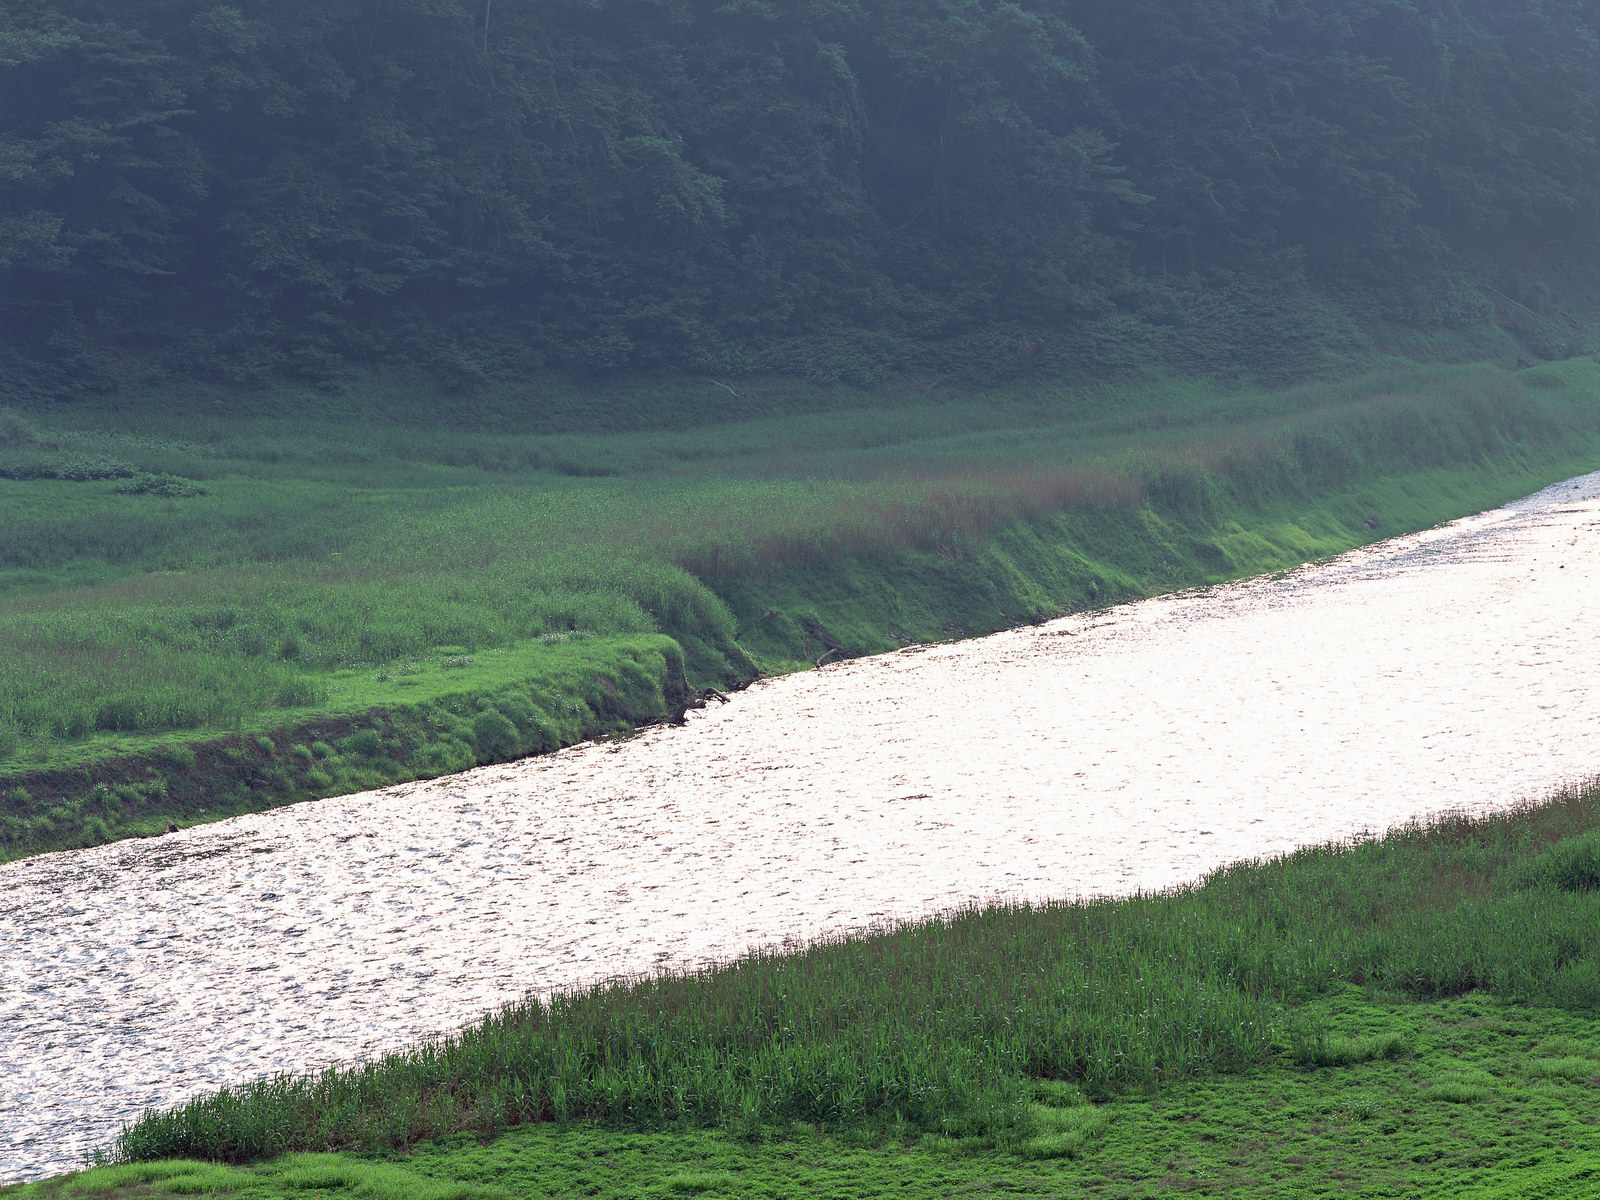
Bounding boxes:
3 355 1599 859
8 781 1598 1196
99 777 1600 1167
13 989 1600 1200
18 985 1600 1200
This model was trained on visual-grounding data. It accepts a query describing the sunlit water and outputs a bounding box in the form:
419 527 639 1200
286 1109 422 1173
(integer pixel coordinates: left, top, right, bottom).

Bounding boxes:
4 472 1600 1180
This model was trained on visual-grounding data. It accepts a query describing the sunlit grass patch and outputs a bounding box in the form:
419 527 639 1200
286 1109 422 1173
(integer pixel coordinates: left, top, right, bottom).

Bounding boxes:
661 1170 738 1195
1514 828 1600 893
1525 1056 1600 1082
18 1161 256 1196
1424 1068 1497 1104
1533 1035 1598 1059
265 1155 503 1200
1289 1029 1411 1068
1020 1104 1110 1159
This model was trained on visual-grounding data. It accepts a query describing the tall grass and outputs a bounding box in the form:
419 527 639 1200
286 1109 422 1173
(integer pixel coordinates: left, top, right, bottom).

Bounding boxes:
113 780 1600 1163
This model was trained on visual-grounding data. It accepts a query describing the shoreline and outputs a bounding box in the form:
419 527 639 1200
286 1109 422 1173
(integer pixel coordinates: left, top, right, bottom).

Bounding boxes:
78 777 1600 1182
5 437 1600 865
4 357 1600 863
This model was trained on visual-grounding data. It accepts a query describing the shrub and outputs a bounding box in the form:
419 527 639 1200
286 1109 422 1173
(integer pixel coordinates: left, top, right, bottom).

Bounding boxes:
1289 1027 1410 1068
1516 831 1600 894
343 729 383 757
309 741 334 760
0 455 134 481
496 695 534 728
114 472 209 498
95 697 145 731
275 677 325 707
160 744 197 769
0 407 45 448
255 735 277 754
290 743 313 761
1548 960 1600 1009
471 708 520 758
415 738 475 776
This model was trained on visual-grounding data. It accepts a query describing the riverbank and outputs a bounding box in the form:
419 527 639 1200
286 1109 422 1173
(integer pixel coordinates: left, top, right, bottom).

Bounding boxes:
10 778 1600 1197
3 356 1600 860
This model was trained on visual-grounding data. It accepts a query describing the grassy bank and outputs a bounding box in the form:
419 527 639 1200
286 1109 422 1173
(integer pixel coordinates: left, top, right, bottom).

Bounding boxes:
14 992 1600 1197
3 356 1600 859
12 781 1600 1197
0 635 692 855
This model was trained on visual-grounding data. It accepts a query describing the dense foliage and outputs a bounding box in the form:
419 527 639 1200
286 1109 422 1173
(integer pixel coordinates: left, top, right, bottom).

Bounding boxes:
1 0 1596 395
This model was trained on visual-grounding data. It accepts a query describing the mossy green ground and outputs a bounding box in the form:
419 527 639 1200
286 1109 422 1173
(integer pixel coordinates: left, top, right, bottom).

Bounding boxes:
11 990 1598 1198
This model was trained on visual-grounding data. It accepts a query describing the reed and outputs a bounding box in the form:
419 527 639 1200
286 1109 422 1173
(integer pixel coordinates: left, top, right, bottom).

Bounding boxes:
112 779 1600 1163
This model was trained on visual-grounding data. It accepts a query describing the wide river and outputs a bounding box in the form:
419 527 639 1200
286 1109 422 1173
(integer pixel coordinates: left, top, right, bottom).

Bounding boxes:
4 472 1600 1180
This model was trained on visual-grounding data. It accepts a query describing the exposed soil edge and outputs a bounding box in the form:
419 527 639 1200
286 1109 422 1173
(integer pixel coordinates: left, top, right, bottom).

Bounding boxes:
1 640 694 862
5 423 1599 864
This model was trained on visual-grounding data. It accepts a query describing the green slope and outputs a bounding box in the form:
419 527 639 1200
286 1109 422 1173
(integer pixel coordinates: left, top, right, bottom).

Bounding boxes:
4 357 1599 860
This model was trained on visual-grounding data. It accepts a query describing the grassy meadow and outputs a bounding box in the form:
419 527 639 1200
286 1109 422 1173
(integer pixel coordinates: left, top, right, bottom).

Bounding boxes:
3 355 1600 859
10 780 1600 1197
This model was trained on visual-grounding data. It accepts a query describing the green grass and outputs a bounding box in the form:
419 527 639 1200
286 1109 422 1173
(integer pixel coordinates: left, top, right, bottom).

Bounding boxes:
4 355 1600 860
83 778 1600 1171
12 801 1600 1197
0 634 690 862
1288 1028 1412 1069
8 355 1600 1189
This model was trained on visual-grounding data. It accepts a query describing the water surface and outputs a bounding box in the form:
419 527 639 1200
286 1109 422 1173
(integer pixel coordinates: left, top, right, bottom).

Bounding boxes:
4 472 1600 1180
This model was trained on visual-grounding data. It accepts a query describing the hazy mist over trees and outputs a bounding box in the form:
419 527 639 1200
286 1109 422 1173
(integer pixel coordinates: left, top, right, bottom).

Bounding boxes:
1 0 1595 397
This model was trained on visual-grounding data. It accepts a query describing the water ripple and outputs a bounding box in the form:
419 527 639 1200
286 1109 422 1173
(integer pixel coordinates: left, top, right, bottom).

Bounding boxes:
4 472 1600 1180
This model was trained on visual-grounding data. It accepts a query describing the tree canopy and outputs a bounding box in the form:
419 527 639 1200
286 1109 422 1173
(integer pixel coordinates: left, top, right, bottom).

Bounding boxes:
1 0 1595 396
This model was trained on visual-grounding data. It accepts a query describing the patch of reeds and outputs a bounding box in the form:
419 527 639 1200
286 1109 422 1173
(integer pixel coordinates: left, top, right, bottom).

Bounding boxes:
112 780 1600 1164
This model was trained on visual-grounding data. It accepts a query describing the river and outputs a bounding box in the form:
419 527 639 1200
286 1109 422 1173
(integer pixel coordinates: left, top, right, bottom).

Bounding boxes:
3 471 1599 1181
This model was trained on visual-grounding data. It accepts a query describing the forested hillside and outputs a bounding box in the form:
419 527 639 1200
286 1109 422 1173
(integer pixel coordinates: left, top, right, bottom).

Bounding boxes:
2 0 1596 399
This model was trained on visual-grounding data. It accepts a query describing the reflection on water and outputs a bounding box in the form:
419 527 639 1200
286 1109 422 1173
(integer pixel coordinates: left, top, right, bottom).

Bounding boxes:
4 472 1600 1180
